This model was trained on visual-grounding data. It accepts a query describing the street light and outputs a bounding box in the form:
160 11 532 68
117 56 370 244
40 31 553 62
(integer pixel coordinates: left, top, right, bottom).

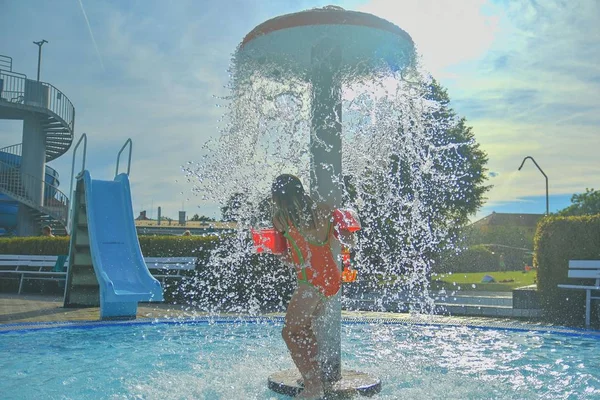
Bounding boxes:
518 156 549 215
33 39 48 81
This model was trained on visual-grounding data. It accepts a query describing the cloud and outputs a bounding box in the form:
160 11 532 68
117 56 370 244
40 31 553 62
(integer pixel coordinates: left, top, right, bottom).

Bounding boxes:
77 0 105 71
358 0 501 78
405 2 599 207
44 0 358 219
359 0 599 218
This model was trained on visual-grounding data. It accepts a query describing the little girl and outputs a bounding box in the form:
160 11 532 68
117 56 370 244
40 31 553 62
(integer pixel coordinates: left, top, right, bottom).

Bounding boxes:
271 174 353 399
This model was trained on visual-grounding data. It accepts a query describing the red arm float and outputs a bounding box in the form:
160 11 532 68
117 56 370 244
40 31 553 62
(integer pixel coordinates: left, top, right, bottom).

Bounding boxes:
333 208 361 239
251 228 288 254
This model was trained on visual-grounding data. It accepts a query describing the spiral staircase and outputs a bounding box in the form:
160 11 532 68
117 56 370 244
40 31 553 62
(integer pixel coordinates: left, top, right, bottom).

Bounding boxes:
0 54 74 235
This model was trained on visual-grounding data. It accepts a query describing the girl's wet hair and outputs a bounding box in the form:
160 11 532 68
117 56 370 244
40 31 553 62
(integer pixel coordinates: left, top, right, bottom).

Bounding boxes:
271 174 316 231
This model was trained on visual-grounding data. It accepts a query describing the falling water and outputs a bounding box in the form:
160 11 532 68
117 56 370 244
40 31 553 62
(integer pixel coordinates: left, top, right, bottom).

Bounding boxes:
180 48 479 316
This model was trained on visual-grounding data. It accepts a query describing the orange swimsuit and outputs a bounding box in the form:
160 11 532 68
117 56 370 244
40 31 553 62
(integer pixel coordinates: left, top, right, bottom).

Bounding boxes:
283 218 341 298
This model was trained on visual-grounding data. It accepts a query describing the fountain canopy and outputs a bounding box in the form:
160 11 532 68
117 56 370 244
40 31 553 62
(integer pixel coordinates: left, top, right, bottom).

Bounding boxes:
237 6 416 80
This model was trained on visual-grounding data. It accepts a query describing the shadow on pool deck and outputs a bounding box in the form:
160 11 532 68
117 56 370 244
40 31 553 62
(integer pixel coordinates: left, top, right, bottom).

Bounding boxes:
0 293 201 324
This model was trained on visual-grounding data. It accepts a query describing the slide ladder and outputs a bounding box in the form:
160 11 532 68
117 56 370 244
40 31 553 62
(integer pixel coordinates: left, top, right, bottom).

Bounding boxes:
63 137 163 319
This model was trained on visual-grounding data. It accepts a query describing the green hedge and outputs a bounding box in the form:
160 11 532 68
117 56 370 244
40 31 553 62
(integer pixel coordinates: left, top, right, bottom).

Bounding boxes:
436 245 496 273
0 234 294 311
485 244 533 270
175 235 295 312
535 215 600 325
0 235 218 258
179 254 295 313
0 237 70 255
138 235 219 258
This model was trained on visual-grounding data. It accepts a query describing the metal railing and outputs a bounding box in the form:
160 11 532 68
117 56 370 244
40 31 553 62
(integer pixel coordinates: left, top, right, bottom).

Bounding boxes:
0 69 75 133
0 143 60 182
67 133 87 230
0 143 21 158
115 138 133 177
0 55 12 71
0 143 22 169
0 160 69 226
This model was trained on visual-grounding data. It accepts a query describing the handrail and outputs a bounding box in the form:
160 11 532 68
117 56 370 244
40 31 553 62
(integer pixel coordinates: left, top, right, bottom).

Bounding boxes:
0 143 21 155
0 143 59 179
0 70 75 134
68 133 87 229
0 160 69 226
115 138 133 177
0 143 22 169
0 55 12 71
0 68 26 79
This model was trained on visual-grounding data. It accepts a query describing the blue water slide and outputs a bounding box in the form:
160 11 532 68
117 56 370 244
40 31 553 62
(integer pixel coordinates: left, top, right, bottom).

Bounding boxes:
80 170 163 318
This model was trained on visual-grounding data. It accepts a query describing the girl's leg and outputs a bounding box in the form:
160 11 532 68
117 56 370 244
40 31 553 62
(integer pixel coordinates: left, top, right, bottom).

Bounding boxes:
282 283 325 398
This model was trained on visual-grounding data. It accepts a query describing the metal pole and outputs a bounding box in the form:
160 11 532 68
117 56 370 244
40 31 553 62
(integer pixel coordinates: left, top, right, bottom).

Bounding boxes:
518 156 549 215
115 138 133 177
33 40 48 81
545 176 549 215
310 38 343 384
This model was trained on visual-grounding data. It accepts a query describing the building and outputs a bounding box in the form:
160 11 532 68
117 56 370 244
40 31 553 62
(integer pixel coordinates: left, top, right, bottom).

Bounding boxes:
466 212 544 252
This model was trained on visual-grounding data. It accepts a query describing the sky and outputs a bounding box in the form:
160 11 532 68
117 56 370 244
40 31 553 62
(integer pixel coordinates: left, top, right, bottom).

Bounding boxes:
0 0 598 222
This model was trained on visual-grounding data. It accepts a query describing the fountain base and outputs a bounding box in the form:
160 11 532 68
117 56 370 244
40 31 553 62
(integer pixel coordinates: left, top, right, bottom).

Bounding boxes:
268 369 381 398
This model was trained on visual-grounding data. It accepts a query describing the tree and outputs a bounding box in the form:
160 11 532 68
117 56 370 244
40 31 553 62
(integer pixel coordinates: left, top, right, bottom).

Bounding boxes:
191 214 216 222
221 192 252 222
557 188 600 216
417 78 490 222
255 196 273 227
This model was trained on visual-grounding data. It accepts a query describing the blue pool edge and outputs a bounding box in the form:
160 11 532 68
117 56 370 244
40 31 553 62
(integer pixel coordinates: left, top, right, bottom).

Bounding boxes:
1 314 600 339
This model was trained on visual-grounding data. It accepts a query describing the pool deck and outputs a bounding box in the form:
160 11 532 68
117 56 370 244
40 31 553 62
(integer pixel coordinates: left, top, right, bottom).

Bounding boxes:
1 293 596 336
0 293 200 325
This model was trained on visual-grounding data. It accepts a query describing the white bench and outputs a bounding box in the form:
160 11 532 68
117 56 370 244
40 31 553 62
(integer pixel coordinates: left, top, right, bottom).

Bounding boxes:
557 260 600 327
0 255 67 294
0 255 197 294
144 257 196 282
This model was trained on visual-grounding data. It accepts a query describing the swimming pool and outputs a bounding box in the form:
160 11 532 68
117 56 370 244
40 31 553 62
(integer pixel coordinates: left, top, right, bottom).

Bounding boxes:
1 318 599 399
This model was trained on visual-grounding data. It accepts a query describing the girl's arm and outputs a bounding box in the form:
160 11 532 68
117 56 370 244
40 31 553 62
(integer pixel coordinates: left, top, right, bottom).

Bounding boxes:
272 211 294 264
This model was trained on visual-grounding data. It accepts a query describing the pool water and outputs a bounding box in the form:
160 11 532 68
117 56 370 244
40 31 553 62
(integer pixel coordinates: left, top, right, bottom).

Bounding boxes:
1 319 599 399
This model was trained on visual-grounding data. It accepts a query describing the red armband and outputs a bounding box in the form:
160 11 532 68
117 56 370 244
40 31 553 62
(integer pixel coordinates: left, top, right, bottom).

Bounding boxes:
251 228 288 254
341 246 357 282
342 268 358 283
333 208 361 239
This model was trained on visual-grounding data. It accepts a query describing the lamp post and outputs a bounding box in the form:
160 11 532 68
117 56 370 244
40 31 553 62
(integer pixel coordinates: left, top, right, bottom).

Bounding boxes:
33 40 48 81
518 156 549 215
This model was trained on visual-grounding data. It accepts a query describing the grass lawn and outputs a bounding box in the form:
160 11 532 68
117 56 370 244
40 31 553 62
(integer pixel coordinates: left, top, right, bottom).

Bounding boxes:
431 270 537 292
